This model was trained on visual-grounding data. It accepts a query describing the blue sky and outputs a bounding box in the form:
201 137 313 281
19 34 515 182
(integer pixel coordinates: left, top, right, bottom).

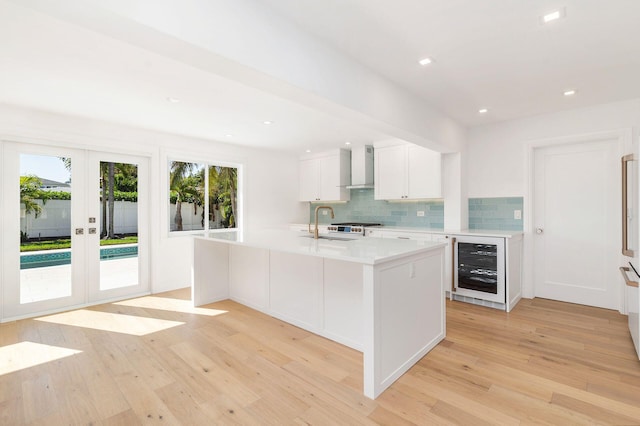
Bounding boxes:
20 154 71 183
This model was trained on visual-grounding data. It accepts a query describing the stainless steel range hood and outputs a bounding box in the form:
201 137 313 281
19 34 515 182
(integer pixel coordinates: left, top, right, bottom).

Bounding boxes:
346 145 374 189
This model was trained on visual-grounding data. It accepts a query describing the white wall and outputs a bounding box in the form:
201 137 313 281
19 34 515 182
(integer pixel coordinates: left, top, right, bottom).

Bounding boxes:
467 98 640 198
0 103 306 294
466 98 640 301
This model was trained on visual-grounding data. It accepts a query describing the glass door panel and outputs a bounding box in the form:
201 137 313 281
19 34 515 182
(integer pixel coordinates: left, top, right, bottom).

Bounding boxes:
19 154 73 303
98 161 139 290
2 143 86 319
88 153 149 302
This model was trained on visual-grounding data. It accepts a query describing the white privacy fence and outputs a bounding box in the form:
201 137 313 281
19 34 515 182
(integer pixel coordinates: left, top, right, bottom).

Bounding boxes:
20 200 138 238
168 202 224 231
21 199 226 238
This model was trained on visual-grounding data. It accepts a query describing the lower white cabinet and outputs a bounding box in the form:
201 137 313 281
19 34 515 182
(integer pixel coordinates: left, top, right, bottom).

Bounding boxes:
229 245 269 311
323 259 364 347
366 229 452 295
270 251 324 331
225 247 365 350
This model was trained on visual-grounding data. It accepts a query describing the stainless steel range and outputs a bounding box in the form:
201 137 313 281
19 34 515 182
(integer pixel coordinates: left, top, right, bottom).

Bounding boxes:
328 222 381 236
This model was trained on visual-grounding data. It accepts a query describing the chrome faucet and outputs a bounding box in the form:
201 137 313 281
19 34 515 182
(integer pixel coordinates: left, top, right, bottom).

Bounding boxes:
313 205 335 239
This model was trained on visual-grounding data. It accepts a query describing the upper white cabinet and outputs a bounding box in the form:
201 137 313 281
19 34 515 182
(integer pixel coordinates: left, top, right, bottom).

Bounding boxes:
374 142 441 200
299 149 351 202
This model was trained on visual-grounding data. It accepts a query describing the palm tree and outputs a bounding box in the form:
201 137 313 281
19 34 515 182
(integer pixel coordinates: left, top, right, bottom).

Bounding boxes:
20 175 44 240
170 162 203 231
209 166 237 228
20 175 44 217
99 162 138 238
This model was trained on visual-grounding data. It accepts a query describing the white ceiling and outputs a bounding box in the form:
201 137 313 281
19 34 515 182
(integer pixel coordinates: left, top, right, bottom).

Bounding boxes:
263 0 640 127
2 0 640 152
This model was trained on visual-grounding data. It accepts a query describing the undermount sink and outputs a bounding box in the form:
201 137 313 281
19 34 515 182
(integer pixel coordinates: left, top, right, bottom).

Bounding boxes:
299 234 357 242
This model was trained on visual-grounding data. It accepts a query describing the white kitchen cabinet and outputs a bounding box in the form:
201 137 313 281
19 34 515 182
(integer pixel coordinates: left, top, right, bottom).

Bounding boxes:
194 232 446 399
299 149 351 202
270 251 324 331
229 245 269 311
374 142 441 200
368 228 452 294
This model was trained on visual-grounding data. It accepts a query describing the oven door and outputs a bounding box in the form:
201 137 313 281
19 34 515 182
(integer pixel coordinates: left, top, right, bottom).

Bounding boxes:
454 235 505 303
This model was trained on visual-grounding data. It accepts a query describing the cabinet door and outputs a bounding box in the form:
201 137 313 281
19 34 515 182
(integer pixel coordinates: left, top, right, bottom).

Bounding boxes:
375 145 406 200
431 234 452 294
407 145 441 199
319 155 340 200
299 158 319 201
383 230 432 241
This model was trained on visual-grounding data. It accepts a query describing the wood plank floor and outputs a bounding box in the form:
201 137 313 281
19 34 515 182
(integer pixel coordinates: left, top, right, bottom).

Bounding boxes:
1 289 639 425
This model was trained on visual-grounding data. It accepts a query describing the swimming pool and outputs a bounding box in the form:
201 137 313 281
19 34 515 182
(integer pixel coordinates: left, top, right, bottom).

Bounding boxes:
20 245 138 269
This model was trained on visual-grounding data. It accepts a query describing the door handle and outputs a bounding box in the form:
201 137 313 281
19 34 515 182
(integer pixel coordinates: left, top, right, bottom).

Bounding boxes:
536 228 544 234
620 266 639 287
450 237 456 294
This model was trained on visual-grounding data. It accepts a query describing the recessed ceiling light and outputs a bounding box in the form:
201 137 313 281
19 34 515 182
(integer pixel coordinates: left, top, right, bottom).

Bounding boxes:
418 57 434 66
263 120 273 125
563 89 577 96
166 97 180 103
305 149 311 153
225 134 233 138
541 8 565 24
345 141 351 145
478 108 489 114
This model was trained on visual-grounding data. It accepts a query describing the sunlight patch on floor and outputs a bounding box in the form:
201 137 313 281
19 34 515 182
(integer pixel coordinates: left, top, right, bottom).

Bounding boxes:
0 341 82 375
114 296 228 317
35 309 185 336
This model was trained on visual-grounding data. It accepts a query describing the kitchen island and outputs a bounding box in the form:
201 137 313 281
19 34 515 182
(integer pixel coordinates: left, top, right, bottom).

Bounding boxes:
193 230 446 399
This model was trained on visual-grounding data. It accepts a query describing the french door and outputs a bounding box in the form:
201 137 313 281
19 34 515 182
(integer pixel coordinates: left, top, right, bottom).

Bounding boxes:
2 142 149 320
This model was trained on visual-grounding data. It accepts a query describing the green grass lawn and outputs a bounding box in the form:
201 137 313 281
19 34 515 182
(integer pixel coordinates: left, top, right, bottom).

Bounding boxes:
20 236 138 252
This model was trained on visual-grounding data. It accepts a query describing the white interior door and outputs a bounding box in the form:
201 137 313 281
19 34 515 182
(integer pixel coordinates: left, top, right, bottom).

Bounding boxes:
2 142 149 320
533 138 620 309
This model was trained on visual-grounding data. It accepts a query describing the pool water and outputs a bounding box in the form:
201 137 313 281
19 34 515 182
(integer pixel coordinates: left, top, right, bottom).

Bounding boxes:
20 245 138 269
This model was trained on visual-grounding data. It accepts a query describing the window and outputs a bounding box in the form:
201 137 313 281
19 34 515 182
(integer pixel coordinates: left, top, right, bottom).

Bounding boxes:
168 160 239 233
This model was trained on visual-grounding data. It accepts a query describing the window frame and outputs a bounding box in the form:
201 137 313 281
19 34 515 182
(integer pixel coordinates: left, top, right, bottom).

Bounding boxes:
166 156 243 237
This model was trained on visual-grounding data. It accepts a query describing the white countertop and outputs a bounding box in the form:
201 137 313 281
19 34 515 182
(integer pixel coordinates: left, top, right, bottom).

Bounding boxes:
195 229 445 265
366 226 523 238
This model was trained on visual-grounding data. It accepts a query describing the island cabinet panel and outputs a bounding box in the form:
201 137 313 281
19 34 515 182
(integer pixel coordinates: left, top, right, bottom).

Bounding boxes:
269 251 324 331
193 238 229 306
193 232 447 400
377 252 444 381
229 245 269 311
363 249 445 398
323 259 364 350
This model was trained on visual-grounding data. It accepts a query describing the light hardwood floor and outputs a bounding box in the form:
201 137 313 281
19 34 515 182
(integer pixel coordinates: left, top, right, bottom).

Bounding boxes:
1 289 639 425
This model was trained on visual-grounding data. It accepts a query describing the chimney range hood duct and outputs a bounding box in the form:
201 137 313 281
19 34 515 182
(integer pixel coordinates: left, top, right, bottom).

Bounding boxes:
347 145 374 189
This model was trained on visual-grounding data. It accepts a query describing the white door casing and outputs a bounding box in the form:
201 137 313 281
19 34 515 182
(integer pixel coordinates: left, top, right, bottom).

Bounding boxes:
532 137 620 309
